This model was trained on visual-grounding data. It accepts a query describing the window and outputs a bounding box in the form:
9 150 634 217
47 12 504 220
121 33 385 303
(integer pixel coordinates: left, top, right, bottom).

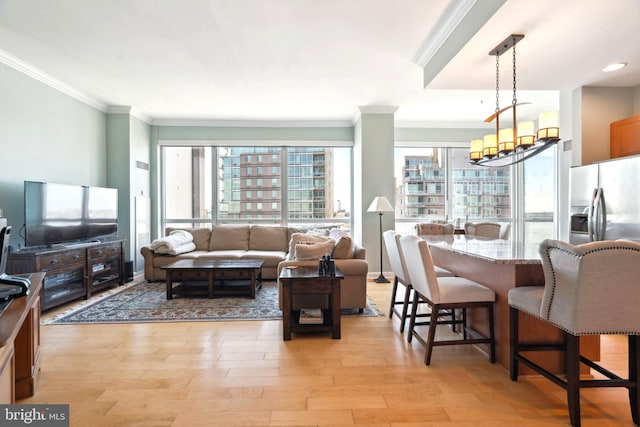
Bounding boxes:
394 147 511 234
523 146 557 243
161 145 352 231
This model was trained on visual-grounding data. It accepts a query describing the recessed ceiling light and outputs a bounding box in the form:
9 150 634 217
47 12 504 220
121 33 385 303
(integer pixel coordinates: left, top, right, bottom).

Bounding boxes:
603 63 627 72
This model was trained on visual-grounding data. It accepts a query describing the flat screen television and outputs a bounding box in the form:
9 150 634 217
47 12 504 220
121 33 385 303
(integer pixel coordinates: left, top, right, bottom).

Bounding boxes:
24 181 118 247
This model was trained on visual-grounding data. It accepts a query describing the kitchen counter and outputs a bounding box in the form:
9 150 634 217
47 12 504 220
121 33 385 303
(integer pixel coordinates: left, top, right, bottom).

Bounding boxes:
421 234 541 264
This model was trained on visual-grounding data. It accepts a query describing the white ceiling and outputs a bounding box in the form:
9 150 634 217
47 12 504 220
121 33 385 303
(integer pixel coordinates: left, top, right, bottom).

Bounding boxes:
0 0 638 125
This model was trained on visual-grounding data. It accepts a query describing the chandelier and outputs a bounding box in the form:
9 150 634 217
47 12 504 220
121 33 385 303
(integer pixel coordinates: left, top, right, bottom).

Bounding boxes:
470 34 560 167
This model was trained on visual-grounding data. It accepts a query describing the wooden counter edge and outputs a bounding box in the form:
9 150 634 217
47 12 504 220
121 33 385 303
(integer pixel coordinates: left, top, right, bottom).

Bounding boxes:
0 273 44 347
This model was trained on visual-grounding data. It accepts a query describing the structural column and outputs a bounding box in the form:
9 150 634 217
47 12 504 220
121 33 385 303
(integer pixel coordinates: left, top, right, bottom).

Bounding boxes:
353 106 397 278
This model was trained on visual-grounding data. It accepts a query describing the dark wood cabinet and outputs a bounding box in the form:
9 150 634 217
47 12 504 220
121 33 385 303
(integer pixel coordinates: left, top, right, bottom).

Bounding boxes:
87 241 124 298
7 240 125 311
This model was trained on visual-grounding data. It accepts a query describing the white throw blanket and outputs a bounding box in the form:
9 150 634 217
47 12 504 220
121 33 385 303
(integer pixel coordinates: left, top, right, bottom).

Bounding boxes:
150 230 196 255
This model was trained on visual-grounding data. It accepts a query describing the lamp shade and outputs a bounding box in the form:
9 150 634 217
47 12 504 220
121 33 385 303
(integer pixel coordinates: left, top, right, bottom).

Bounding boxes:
537 111 559 139
469 139 483 161
367 196 394 213
516 121 535 148
498 128 515 153
483 134 498 158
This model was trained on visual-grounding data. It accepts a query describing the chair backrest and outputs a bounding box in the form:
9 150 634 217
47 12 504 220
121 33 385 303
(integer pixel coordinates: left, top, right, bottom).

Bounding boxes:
498 223 511 239
538 238 640 335
399 235 440 302
464 222 502 238
416 223 454 235
383 230 410 284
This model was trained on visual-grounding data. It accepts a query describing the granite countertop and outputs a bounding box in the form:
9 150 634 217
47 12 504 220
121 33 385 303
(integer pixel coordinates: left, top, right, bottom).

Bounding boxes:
420 234 542 264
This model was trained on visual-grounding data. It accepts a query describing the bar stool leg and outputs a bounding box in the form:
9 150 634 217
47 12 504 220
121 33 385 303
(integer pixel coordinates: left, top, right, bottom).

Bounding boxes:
509 306 519 380
566 334 581 427
629 335 640 424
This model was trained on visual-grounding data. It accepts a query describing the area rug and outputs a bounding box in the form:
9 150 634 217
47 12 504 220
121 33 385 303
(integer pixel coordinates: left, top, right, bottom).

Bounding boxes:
44 280 384 324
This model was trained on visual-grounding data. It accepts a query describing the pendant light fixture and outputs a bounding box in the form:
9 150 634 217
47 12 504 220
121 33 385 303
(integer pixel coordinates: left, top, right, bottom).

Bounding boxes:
470 34 560 167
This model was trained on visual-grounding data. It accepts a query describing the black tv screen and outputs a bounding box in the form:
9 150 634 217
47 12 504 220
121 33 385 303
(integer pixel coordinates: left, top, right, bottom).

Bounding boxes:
24 181 118 247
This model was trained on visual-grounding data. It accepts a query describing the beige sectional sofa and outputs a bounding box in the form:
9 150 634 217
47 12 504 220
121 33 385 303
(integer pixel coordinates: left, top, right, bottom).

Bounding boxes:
140 224 369 310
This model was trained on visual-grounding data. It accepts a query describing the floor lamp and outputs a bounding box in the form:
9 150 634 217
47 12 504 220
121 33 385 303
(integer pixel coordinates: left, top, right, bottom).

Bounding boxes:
367 196 394 283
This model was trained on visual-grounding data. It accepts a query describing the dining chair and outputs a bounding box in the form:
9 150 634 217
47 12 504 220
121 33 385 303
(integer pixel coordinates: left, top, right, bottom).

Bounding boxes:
399 234 495 365
383 230 454 333
416 223 454 235
464 222 502 239
508 239 640 427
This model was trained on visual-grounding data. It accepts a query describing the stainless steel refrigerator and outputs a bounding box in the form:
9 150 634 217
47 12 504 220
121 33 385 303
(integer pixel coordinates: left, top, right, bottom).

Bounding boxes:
569 155 640 244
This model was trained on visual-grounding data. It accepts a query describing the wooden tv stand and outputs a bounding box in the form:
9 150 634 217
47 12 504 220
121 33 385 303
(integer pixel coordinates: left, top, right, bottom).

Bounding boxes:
7 240 125 311
0 273 44 403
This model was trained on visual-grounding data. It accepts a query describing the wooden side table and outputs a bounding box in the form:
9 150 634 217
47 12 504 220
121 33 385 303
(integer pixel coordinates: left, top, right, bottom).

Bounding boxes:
279 266 343 340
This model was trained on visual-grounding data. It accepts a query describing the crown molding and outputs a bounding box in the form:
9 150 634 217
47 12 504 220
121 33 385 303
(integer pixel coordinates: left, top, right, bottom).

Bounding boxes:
151 118 353 128
0 48 108 112
412 0 478 68
107 105 151 124
357 106 399 115
395 119 493 129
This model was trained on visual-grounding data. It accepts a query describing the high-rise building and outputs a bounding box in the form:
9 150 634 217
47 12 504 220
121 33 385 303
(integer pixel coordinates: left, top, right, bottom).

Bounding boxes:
219 147 334 220
398 152 510 220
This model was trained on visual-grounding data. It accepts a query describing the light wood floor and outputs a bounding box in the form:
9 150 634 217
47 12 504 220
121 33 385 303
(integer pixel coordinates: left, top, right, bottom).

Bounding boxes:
22 278 636 427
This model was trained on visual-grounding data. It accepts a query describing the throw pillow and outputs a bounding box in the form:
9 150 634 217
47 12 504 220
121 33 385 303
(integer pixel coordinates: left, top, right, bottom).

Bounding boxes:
288 232 331 256
332 234 355 259
295 240 335 261
305 228 330 236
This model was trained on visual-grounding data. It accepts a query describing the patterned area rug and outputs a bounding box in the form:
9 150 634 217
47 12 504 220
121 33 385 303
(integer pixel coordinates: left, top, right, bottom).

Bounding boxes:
44 280 384 324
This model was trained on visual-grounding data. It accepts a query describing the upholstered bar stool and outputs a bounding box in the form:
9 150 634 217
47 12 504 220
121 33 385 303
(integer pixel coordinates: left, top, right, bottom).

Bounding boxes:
383 230 454 333
416 223 454 236
464 222 508 239
400 234 495 365
508 239 640 427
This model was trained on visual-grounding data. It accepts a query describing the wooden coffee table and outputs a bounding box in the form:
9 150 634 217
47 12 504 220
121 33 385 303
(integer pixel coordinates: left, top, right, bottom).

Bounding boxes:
279 266 344 340
162 259 264 300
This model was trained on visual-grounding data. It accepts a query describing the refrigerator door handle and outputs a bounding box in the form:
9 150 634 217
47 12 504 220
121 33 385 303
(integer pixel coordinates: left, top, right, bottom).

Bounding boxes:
588 188 598 241
592 187 605 241
598 188 607 240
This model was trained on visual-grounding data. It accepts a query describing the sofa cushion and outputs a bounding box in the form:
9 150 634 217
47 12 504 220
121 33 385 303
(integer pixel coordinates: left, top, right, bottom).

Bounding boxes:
198 250 245 260
249 225 289 251
288 232 331 256
295 240 335 260
241 250 287 268
209 224 250 251
166 227 211 251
